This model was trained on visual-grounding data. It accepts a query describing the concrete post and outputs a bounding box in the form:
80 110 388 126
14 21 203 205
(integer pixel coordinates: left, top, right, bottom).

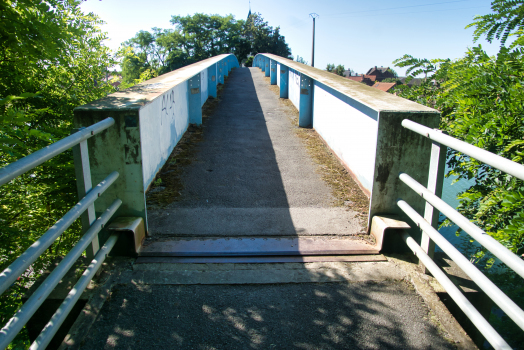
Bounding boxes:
208 63 217 98
368 112 440 252
270 60 277 85
279 65 289 98
188 73 202 125
265 58 270 77
298 74 313 127
73 111 146 229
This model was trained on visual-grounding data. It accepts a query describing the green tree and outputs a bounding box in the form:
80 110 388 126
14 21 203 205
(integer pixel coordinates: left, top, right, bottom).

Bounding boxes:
0 0 116 347
245 13 292 60
326 63 335 72
119 13 292 83
335 64 345 76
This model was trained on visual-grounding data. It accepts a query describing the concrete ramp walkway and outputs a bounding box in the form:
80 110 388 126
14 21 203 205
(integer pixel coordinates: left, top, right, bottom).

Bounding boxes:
67 68 472 350
144 67 367 256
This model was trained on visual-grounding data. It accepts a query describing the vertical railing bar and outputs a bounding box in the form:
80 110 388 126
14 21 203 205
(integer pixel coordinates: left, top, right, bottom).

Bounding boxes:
73 137 99 259
420 134 447 271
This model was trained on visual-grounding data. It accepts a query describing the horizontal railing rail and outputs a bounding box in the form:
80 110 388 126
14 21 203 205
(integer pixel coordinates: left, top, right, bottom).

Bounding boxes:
0 117 119 349
398 119 524 350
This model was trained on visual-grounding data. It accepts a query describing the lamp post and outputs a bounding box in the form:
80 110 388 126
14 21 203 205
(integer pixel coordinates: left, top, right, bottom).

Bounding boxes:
310 13 319 67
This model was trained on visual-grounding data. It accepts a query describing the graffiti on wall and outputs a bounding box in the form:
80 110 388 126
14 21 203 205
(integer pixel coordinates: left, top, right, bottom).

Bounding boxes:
161 89 175 126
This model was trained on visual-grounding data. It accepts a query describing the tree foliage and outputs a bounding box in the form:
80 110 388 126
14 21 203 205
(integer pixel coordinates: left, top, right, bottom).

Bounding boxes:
0 0 115 347
119 13 292 84
467 0 524 47
393 0 524 261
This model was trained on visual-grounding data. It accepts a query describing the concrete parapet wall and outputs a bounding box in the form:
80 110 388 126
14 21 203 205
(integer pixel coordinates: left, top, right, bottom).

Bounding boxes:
254 54 439 243
74 54 240 230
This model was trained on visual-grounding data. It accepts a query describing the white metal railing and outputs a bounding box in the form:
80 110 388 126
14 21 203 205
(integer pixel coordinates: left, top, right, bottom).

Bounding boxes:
398 119 524 350
0 117 121 349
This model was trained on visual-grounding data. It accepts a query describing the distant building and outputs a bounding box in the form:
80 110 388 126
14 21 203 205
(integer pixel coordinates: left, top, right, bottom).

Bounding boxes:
372 82 396 92
347 74 376 86
366 66 396 81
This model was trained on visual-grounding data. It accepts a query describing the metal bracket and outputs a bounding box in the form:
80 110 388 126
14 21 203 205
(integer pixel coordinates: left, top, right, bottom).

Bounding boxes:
370 215 411 252
107 217 146 256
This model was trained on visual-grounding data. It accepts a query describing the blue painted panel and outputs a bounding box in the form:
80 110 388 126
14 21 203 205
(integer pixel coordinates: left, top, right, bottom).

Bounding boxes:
279 65 289 99
188 74 202 125
265 58 270 77
270 60 277 85
298 74 313 127
208 63 217 98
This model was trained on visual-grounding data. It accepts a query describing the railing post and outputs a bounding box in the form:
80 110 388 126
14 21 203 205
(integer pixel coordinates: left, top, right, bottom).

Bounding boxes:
72 135 99 259
298 74 313 127
261 57 265 72
265 57 270 77
208 63 217 98
188 73 202 125
270 60 277 85
223 60 228 78
421 133 447 270
280 65 289 98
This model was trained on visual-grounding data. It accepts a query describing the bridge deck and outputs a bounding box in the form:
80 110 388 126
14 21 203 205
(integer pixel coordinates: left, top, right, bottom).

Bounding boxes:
69 68 469 349
144 67 372 256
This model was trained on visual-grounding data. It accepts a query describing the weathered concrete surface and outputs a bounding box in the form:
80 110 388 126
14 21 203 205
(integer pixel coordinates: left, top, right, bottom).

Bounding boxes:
76 259 460 350
147 67 363 238
257 54 437 113
148 208 362 236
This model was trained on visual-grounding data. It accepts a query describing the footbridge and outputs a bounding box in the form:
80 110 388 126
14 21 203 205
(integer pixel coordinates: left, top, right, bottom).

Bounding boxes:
1 53 524 349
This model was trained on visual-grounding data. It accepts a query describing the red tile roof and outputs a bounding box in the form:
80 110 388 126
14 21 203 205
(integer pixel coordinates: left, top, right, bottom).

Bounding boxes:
372 82 396 92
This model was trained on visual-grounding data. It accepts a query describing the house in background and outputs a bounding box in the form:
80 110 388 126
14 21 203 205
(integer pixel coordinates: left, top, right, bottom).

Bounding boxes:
365 66 396 81
346 74 376 86
372 82 396 92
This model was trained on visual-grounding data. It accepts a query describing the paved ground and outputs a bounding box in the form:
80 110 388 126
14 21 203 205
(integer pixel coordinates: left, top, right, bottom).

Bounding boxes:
79 281 454 350
147 67 363 237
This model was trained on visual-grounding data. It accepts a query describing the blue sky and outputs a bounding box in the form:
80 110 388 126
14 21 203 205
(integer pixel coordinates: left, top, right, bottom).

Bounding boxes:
80 0 499 76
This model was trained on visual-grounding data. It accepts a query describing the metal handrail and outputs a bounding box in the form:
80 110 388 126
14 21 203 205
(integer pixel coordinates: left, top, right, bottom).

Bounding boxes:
400 230 510 349
399 172 524 279
0 117 115 186
402 119 524 181
397 199 524 330
0 117 119 349
0 200 121 349
400 119 524 349
0 171 119 296
30 232 120 350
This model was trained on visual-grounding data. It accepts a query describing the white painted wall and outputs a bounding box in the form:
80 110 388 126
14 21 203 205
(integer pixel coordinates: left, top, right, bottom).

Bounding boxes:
288 68 301 110
277 63 281 86
200 70 208 107
139 83 189 190
313 81 379 192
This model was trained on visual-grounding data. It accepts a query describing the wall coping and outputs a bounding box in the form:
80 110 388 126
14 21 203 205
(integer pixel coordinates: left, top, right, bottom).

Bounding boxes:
75 54 235 112
257 53 438 114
